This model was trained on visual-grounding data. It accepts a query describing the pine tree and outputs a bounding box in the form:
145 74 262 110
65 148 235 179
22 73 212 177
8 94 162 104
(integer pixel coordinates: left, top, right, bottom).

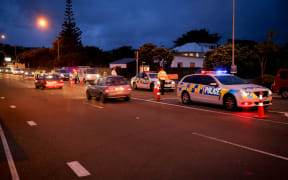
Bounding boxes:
60 0 82 54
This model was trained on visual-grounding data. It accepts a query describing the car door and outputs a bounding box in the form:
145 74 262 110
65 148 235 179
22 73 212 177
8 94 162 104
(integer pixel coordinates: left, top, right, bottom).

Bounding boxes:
91 78 102 97
137 73 144 88
142 73 150 89
199 75 222 104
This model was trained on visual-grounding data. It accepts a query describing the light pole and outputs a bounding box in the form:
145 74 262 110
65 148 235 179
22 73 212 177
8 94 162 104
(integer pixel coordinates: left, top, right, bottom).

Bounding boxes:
136 50 139 75
231 0 237 74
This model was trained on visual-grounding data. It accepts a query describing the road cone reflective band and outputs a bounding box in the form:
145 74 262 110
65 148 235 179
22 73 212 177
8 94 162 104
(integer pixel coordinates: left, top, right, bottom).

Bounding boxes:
255 91 267 118
156 86 160 101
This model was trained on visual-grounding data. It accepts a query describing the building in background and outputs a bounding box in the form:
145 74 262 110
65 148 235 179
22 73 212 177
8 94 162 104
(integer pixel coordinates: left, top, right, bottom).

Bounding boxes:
171 42 217 68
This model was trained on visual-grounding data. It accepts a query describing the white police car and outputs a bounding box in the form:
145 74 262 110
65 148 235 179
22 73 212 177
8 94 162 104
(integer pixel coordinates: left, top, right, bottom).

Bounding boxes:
177 70 272 110
131 72 176 91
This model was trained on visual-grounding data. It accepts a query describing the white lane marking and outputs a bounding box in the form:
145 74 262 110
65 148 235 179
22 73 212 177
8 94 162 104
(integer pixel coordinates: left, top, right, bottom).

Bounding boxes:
161 98 178 100
132 97 288 125
83 102 104 109
0 96 5 99
267 110 287 114
9 105 16 109
136 116 140 120
192 132 288 161
285 113 288 118
67 161 91 177
27 121 37 126
0 123 20 180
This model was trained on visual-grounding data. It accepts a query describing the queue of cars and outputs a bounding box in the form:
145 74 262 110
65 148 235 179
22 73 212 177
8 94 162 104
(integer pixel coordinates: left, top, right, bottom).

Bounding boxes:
2 66 283 110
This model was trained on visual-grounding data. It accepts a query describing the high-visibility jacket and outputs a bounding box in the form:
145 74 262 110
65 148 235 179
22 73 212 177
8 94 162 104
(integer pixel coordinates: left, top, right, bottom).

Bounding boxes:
158 70 168 80
111 69 117 76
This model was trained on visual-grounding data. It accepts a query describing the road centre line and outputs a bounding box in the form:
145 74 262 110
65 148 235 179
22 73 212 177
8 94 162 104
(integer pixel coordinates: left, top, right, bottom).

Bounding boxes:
192 132 288 161
132 97 288 126
67 161 91 177
0 123 20 180
27 121 37 126
83 102 104 109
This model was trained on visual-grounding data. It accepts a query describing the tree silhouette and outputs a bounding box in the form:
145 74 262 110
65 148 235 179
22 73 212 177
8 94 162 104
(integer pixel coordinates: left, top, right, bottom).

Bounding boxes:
60 0 82 54
174 29 221 47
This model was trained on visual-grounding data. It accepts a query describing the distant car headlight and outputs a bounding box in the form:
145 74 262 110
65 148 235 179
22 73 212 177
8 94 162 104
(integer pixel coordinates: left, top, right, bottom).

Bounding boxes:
87 75 91 78
269 90 272 95
25 72 28 75
96 74 100 78
171 81 175 84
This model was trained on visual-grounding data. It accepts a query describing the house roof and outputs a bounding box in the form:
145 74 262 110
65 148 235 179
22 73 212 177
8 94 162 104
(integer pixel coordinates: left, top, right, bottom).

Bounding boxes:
110 58 136 64
173 42 211 53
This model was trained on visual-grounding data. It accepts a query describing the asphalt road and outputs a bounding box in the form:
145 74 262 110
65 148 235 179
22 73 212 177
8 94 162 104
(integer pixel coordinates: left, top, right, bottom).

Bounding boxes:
1 73 288 180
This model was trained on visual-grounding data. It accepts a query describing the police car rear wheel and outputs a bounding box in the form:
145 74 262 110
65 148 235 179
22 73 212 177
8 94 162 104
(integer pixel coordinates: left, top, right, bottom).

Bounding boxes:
224 96 236 110
281 90 288 99
182 92 191 104
133 82 137 90
86 92 92 100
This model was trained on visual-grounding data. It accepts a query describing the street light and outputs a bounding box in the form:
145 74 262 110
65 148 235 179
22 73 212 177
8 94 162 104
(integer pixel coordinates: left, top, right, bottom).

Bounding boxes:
37 17 48 29
1 34 6 40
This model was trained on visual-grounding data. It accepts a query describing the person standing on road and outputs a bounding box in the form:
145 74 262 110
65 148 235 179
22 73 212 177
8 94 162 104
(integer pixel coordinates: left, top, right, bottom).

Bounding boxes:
158 68 168 95
111 68 117 76
74 69 79 84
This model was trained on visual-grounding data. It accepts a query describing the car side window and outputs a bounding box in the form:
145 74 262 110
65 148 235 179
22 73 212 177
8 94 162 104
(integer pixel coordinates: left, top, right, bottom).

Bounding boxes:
202 75 216 85
280 71 288 79
136 74 141 78
143 73 148 79
190 75 202 84
182 76 193 83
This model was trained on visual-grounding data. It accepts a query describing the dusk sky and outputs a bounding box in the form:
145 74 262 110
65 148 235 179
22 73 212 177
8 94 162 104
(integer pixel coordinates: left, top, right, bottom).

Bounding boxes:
0 0 287 50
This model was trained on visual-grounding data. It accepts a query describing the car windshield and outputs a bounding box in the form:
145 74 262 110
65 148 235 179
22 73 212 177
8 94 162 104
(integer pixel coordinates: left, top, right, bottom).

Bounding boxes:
86 69 98 74
105 77 128 85
148 73 158 79
215 75 247 85
45 75 61 80
58 70 68 73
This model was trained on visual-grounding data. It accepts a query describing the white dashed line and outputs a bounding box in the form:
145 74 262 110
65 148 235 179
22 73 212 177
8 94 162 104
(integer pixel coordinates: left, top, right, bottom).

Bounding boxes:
83 102 104 109
0 123 20 180
285 113 288 118
67 161 91 177
27 121 37 126
9 105 16 109
192 132 288 161
0 96 5 99
132 97 288 125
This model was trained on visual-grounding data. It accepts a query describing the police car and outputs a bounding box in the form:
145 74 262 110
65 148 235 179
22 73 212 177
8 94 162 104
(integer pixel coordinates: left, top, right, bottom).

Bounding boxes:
131 72 176 91
177 70 273 110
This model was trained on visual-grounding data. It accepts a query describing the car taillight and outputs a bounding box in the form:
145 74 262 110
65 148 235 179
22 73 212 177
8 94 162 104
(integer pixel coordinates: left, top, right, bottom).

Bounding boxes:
104 87 112 93
127 87 132 91
60 80 63 83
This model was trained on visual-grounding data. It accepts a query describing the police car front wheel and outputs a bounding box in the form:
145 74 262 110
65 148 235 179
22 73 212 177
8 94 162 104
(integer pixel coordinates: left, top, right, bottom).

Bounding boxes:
224 95 237 110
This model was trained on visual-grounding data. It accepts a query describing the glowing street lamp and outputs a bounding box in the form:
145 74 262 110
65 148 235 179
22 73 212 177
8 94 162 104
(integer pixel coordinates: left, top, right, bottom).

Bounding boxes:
37 18 48 29
1 34 6 40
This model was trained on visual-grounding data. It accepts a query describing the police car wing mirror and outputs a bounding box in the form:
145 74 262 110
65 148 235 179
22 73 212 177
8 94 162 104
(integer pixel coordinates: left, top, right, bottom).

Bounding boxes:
210 83 217 86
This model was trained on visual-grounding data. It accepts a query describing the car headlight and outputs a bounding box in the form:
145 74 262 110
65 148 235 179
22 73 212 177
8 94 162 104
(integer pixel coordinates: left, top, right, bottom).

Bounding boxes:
241 90 252 98
171 81 175 85
269 90 272 95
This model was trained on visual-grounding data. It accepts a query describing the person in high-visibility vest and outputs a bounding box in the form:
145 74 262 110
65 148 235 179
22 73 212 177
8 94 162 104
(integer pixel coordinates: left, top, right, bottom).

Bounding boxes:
158 68 168 95
111 68 117 76
74 69 79 84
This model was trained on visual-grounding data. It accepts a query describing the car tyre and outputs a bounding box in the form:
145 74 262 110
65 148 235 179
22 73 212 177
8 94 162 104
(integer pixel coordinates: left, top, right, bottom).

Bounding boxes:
281 90 288 99
40 85 45 90
150 83 154 91
124 96 130 101
224 95 237 110
86 91 92 100
181 92 191 104
35 85 39 89
100 94 106 103
133 82 138 90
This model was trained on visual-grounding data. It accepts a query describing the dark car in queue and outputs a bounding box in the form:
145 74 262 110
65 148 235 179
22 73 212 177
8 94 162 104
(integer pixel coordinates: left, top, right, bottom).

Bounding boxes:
55 69 70 81
86 75 132 103
35 74 64 89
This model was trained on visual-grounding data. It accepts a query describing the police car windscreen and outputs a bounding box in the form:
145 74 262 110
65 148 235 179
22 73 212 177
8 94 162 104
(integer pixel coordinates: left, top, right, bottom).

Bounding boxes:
45 75 61 80
215 75 246 85
148 74 158 79
86 69 98 74
106 77 128 85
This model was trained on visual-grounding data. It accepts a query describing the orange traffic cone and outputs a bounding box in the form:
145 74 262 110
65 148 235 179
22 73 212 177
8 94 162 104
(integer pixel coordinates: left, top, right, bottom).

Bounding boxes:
156 86 160 101
69 78 73 87
255 91 267 118
153 84 158 94
80 78 83 84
